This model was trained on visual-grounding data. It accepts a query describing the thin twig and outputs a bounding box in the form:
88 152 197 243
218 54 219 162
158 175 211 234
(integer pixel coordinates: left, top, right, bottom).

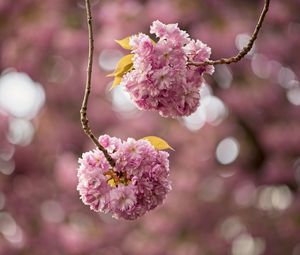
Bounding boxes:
188 0 270 67
80 0 116 168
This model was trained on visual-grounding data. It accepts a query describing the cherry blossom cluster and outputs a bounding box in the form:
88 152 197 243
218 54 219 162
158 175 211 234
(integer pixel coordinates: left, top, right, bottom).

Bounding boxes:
121 20 214 118
77 135 171 220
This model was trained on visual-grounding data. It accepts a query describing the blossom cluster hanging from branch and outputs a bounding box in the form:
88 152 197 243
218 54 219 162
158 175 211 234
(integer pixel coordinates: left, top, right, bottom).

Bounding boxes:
79 0 270 220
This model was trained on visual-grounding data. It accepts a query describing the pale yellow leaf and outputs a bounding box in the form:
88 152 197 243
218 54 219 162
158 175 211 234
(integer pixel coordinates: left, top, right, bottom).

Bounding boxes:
110 76 122 90
106 54 134 77
115 36 132 50
142 136 174 151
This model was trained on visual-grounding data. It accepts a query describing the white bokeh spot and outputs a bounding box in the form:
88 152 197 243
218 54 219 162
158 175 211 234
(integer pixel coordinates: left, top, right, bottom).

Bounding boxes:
0 71 45 119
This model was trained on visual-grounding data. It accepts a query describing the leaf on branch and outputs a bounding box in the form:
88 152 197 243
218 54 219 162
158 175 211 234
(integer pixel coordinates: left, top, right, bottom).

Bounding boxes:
110 76 123 90
107 54 134 78
115 36 133 50
142 136 174 151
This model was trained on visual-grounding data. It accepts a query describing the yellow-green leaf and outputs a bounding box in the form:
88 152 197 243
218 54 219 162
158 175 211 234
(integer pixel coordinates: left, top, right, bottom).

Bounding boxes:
107 54 134 78
115 36 132 50
110 76 122 90
142 136 174 151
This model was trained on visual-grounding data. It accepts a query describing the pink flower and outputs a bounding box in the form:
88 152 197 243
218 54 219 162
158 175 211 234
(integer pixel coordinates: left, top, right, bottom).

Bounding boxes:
121 20 214 118
130 33 154 57
110 185 137 211
184 39 214 75
150 20 189 46
77 135 171 220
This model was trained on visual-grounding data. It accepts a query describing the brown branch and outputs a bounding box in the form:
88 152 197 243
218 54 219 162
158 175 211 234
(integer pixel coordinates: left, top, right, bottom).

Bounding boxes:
188 0 270 67
80 0 116 168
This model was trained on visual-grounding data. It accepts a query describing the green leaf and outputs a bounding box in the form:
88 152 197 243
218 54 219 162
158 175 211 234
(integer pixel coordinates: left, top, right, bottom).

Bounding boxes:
107 54 134 78
142 136 174 151
115 36 133 50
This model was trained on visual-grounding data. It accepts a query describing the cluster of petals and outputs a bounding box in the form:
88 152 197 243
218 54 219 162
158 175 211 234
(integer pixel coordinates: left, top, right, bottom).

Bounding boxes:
121 20 214 118
77 135 171 220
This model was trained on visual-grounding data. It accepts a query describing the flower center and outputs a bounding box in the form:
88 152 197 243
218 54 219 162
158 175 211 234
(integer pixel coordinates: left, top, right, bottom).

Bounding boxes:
105 169 131 188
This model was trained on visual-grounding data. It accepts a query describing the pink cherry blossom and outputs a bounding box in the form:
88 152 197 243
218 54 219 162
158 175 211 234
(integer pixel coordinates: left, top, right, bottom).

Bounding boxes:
77 135 171 220
121 20 214 118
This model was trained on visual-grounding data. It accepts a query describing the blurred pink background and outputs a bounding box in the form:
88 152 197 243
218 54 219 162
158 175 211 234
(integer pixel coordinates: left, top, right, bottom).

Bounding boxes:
0 0 300 254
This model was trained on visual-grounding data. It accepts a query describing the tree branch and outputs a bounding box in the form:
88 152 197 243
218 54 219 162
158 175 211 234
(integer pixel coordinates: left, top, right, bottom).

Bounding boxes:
80 0 116 168
188 0 270 67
